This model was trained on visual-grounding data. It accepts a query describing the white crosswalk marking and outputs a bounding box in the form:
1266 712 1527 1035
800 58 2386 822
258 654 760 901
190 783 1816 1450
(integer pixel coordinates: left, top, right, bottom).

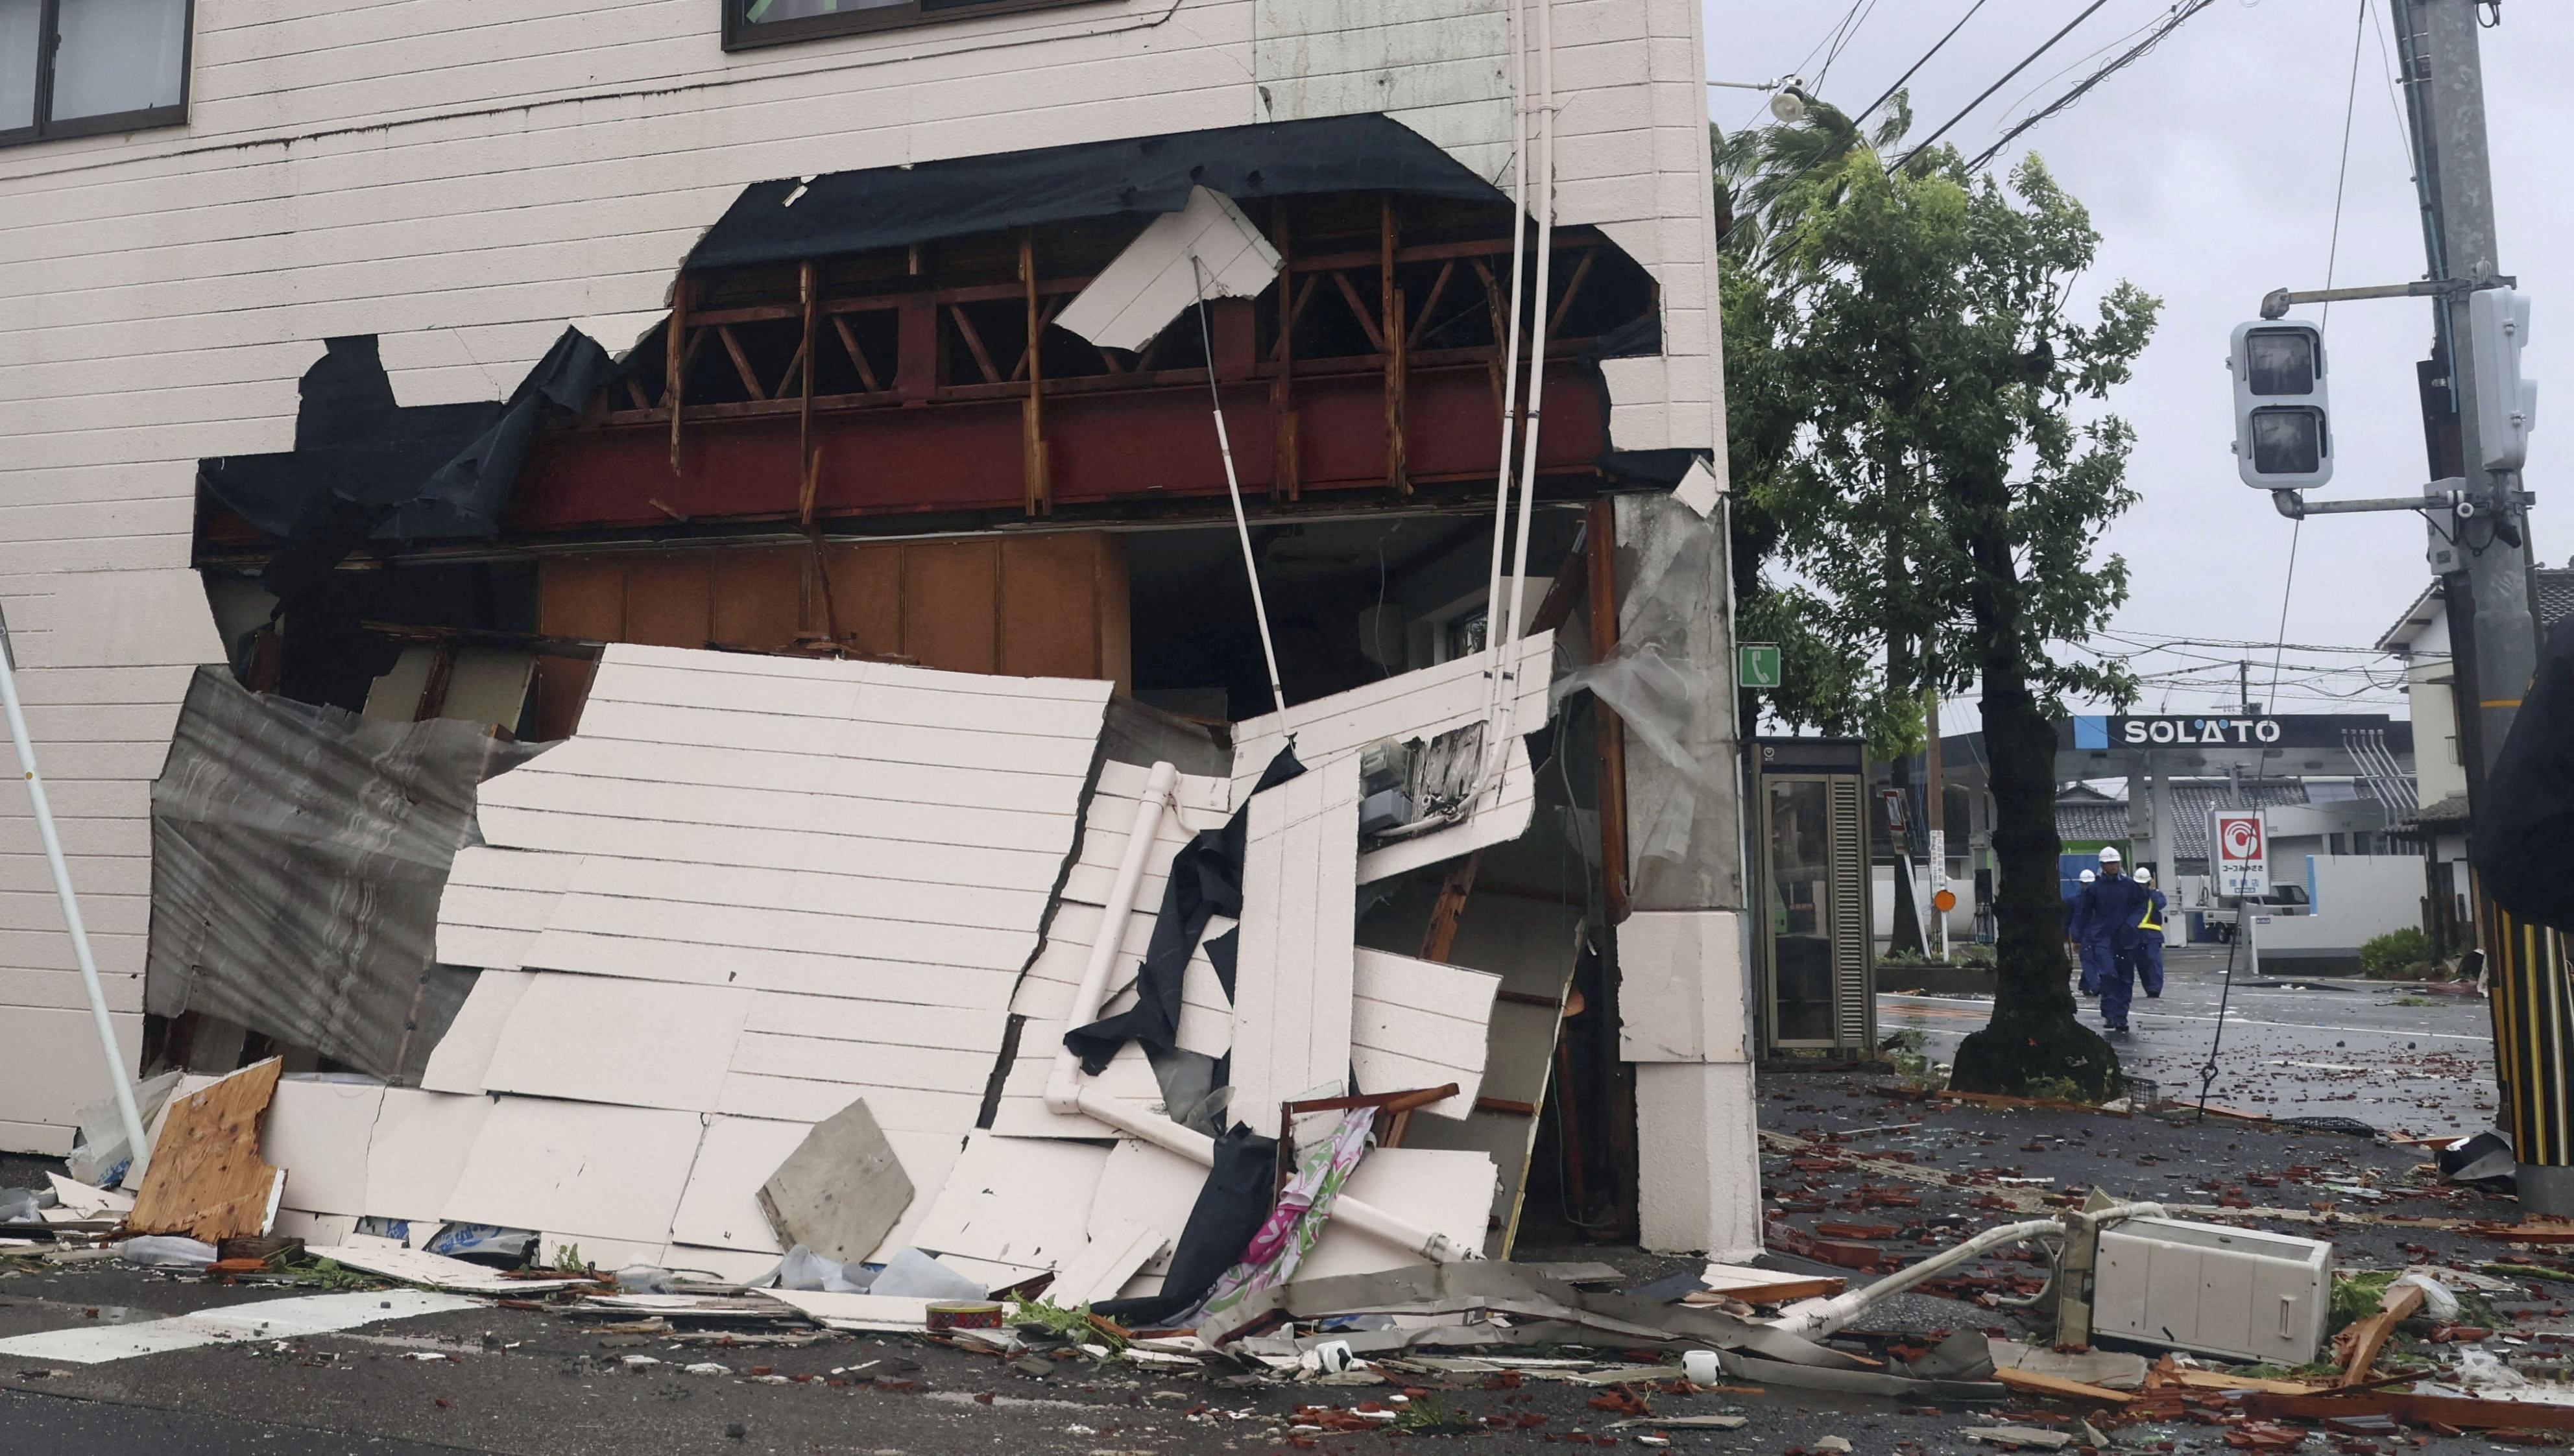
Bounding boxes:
0 1289 478 1365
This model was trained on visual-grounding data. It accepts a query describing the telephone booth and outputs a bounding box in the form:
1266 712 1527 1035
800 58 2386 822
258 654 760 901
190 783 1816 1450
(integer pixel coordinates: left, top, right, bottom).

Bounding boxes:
1753 737 1875 1057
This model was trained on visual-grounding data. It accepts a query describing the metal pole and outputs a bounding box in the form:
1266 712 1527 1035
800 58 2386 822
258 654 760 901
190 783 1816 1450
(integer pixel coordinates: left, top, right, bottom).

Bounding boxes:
1192 258 1287 715
0 616 149 1165
2407 0 2559 1211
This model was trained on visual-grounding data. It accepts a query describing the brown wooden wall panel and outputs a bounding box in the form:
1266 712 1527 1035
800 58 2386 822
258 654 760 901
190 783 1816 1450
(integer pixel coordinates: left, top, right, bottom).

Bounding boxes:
623 557 714 648
710 549 805 650
900 540 1000 674
819 543 905 658
533 532 1131 733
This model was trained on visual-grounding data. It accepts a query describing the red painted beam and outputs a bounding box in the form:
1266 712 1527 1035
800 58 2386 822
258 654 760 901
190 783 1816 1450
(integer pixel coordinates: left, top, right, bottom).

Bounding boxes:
507 362 1606 533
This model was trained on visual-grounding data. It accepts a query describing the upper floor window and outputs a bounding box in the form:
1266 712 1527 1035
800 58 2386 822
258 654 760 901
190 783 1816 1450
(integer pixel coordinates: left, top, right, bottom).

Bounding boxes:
723 0 1101 51
1 0 192 145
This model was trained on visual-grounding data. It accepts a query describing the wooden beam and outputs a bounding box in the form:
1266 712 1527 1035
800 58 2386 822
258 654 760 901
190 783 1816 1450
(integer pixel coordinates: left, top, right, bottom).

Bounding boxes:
717 324 766 401
1271 206 1299 501
1587 497 1631 924
1329 269 1388 353
1021 233 1050 518
665 276 690 473
1408 259 1456 350
1419 852 1482 962
1547 249 1598 338
1382 195 1410 494
950 305 1002 386
797 261 821 527
830 313 882 393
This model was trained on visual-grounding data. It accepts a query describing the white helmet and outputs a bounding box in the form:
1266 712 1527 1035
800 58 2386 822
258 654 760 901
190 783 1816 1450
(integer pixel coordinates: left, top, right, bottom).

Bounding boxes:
2079 869 2097 883
2097 845 2123 865
2135 866 2154 885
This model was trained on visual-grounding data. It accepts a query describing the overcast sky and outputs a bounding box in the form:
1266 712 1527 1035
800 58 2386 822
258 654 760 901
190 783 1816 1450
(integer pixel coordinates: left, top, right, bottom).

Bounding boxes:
1703 0 2573 728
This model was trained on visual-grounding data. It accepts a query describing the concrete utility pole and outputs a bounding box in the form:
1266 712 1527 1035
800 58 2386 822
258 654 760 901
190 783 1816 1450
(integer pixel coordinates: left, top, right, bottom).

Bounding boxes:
2398 0 2559 1210
2409 0 2539 788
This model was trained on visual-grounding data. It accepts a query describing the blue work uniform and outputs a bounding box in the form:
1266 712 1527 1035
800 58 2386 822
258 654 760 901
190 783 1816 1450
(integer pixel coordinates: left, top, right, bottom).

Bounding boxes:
2135 889 2167 998
2075 872 2152 1031
2071 888 2111 996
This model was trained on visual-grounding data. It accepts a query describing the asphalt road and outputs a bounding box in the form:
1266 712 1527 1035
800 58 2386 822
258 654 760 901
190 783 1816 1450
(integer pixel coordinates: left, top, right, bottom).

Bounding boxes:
1881 945 2500 1134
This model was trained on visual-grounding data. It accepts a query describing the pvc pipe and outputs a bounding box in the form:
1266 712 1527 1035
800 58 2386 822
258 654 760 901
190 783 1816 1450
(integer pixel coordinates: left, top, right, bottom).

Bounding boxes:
1074 1085 1478 1264
1499 0 1557 658
0 620 148 1167
1767 1202 2170 1341
1480 0 1534 719
1193 256 1287 715
1046 761 1179 1113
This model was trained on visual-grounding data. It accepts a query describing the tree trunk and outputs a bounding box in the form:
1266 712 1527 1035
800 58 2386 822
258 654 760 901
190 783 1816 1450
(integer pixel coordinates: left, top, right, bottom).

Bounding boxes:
1884 636 1929 959
1946 477 2120 1098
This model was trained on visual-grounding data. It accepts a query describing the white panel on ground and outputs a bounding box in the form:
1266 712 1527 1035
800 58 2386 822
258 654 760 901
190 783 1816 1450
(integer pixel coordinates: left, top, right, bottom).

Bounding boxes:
1349 949 1499 1117
1295 1147 1498 1282
259 1077 389 1219
1048 1217 1169 1306
1054 186 1282 352
442 1097 705 1248
1087 1138 1209 1283
667 1114 806 1255
0 1291 478 1366
1229 756 1361 1138
908 1132 1112 1287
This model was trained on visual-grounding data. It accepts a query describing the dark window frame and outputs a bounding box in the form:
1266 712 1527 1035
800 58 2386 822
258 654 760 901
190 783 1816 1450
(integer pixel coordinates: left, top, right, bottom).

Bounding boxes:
0 0 195 149
721 0 1105 52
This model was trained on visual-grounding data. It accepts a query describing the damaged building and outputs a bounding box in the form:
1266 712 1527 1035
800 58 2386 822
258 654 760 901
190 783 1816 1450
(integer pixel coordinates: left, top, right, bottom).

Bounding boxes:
0 0 1770 1278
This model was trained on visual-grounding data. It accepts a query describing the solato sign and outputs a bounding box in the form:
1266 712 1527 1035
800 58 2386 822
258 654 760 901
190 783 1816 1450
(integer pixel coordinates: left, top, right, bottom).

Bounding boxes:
2116 715 2281 746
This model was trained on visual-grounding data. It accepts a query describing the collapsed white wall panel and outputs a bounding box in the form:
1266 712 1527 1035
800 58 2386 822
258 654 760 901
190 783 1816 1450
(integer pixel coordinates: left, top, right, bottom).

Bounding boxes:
261 1077 389 1219
361 1089 494 1226
1087 1136 1210 1283
442 1097 705 1249
1349 948 1500 1117
1055 185 1284 352
909 1132 1113 1287
665 1114 809 1255
1050 1217 1170 1306
714 1075 984 1136
1354 735 1539 883
1229 757 1361 1138
1227 632 1554 795
478 977 751 1114
1294 1148 1498 1282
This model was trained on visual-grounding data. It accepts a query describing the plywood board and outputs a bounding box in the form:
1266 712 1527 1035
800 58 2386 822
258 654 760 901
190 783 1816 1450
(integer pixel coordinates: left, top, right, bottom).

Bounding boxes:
418 970 536 1095
1350 948 1499 1118
129 1058 286 1243
362 1089 494 1226
479 976 750 1113
260 1077 388 1218
908 1132 1110 1283
1229 757 1361 1138
754 1098 913 1264
442 1097 703 1248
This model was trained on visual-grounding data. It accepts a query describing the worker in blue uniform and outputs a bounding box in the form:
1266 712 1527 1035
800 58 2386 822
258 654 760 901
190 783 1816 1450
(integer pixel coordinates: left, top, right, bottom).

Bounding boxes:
2133 866 2168 999
2070 867 2109 996
2073 846 2150 1033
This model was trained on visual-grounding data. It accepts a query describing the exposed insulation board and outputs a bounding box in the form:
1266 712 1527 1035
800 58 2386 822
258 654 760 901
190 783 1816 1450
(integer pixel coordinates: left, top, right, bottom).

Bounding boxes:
1228 756 1361 1138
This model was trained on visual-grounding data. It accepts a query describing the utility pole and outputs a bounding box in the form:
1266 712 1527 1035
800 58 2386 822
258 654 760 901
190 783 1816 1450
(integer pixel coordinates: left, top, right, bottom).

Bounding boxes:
2395 0 2559 1210
2237 660 2252 715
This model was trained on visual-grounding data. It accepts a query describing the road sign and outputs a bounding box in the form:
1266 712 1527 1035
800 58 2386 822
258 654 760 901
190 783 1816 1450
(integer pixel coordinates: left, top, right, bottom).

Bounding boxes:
2213 810 2269 896
1739 642 1782 689
1932 889 1956 913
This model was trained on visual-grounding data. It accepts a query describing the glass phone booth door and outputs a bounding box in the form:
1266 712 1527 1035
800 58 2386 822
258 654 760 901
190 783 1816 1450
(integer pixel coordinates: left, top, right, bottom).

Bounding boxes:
1755 739 1872 1056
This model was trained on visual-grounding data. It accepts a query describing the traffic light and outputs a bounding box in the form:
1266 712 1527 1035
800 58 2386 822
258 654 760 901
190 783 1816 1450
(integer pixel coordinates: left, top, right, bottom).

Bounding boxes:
2468 286 2536 471
2229 320 2331 489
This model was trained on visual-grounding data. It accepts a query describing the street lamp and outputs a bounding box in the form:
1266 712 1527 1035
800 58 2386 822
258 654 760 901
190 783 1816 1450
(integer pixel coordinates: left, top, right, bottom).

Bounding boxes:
1708 74 1810 123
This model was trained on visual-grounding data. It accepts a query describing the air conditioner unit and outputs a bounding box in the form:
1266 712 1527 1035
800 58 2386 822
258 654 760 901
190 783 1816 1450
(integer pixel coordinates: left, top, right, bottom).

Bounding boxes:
2093 1217 2331 1365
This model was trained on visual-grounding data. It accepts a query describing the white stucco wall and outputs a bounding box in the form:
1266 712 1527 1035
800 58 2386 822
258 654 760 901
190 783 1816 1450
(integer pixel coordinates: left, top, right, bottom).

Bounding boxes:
0 0 1729 1151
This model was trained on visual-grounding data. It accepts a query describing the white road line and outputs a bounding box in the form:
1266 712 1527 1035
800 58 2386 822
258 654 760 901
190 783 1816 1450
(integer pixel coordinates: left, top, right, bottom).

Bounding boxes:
0 1289 478 1365
1878 994 2490 1044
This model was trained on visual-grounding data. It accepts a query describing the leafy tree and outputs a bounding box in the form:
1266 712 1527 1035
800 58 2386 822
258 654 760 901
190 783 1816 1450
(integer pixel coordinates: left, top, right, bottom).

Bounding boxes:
1719 105 2156 1094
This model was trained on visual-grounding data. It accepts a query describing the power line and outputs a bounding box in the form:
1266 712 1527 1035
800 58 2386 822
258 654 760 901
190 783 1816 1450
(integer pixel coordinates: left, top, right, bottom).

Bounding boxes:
1858 0 1989 121
1894 0 2114 172
1963 0 2219 174
1753 0 1874 128
1818 0 1886 89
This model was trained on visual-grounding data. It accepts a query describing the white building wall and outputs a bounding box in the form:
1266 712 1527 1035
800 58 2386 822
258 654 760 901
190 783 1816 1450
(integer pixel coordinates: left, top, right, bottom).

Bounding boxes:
0 0 1729 1151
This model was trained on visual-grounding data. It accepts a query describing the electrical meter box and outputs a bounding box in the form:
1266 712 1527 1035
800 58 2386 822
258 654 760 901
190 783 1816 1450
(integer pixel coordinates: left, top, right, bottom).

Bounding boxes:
2093 1217 2331 1365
